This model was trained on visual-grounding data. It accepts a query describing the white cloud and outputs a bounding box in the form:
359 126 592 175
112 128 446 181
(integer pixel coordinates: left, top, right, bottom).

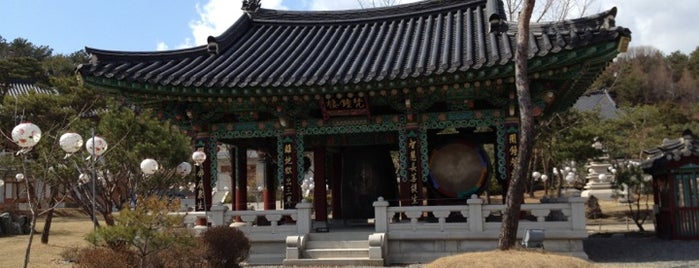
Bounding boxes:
188 0 243 46
176 38 195 50
156 42 169 51
162 0 699 55
188 0 288 46
600 1 699 54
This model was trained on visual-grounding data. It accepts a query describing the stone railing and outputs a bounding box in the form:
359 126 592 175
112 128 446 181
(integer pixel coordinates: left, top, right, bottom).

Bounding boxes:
173 196 587 264
173 201 313 240
374 195 587 239
373 195 588 263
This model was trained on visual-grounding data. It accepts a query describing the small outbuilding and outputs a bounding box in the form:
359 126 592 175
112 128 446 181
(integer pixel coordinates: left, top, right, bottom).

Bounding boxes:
642 129 699 239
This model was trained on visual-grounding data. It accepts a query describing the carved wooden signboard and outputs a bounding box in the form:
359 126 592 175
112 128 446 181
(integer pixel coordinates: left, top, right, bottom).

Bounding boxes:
407 136 421 205
319 95 370 120
281 136 297 209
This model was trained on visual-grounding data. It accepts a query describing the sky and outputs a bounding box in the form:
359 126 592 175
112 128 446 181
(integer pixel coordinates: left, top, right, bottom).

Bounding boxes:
1 0 698 56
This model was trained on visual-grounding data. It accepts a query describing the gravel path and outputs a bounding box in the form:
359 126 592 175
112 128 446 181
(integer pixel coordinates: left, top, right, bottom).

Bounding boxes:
585 234 699 267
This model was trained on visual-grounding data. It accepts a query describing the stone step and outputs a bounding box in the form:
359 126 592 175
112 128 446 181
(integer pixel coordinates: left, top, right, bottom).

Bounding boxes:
246 253 284 265
306 239 368 249
283 257 384 267
304 248 369 259
307 231 371 241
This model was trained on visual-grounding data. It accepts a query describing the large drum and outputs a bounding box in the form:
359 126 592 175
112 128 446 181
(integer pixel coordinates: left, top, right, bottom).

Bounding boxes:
428 141 490 199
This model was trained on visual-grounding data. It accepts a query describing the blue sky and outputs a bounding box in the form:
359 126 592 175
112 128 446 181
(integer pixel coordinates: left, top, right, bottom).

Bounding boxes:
1 0 698 56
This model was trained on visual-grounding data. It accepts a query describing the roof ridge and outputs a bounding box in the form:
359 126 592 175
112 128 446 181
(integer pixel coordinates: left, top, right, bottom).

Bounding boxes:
249 0 489 24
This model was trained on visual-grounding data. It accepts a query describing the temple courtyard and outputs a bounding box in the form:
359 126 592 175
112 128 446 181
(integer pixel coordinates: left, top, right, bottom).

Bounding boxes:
1 193 696 268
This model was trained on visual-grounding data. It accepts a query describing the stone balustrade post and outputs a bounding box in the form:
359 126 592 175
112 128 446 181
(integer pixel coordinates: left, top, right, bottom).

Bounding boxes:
467 195 483 232
373 197 389 233
568 197 586 231
368 233 386 265
296 201 313 235
210 205 228 227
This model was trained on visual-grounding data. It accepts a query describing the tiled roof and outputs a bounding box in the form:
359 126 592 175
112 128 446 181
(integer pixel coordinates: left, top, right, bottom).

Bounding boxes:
6 83 57 97
78 0 630 98
642 130 699 171
573 89 618 119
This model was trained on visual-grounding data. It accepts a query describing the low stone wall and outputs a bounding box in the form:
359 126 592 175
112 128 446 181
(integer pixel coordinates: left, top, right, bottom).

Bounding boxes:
172 202 312 265
373 196 588 264
175 197 587 265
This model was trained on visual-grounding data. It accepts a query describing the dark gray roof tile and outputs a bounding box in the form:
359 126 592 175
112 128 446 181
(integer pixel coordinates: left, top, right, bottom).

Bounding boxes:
642 130 699 172
6 83 57 97
79 0 630 96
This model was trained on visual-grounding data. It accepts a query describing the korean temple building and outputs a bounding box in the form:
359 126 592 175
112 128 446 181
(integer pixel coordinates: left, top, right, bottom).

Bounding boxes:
78 0 630 264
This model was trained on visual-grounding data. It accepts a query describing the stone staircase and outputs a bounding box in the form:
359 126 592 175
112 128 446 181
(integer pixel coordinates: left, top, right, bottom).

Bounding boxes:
283 231 385 266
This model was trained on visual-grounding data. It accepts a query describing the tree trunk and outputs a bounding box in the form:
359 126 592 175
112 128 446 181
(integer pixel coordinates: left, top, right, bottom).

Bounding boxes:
22 158 36 268
40 208 54 244
41 190 58 244
103 211 116 226
498 0 536 250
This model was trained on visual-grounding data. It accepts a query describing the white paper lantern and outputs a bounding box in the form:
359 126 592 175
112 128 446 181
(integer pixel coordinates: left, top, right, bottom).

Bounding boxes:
85 136 108 156
79 173 90 184
15 173 24 181
192 150 207 165
598 174 607 181
59 133 83 153
176 162 192 177
0 179 4 187
532 171 541 179
565 173 576 183
541 174 548 182
12 122 42 148
140 158 159 175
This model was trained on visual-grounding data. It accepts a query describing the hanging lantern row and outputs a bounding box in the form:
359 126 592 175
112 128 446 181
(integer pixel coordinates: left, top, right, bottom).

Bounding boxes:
7 123 200 185
139 159 193 177
59 132 109 159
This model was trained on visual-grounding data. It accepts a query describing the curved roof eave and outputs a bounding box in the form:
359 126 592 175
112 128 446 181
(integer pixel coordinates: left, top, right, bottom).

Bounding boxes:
247 0 492 24
78 1 630 98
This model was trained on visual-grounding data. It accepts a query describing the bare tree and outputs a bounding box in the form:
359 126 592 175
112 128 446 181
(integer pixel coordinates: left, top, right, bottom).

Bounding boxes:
506 0 595 22
498 0 535 250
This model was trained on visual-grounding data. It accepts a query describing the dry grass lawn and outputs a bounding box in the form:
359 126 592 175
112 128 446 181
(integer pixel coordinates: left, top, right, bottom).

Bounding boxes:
427 250 596 268
0 209 91 268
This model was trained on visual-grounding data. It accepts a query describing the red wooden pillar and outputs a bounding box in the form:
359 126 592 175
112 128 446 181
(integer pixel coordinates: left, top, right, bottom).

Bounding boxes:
234 146 248 212
330 152 342 219
262 152 276 210
313 147 328 221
